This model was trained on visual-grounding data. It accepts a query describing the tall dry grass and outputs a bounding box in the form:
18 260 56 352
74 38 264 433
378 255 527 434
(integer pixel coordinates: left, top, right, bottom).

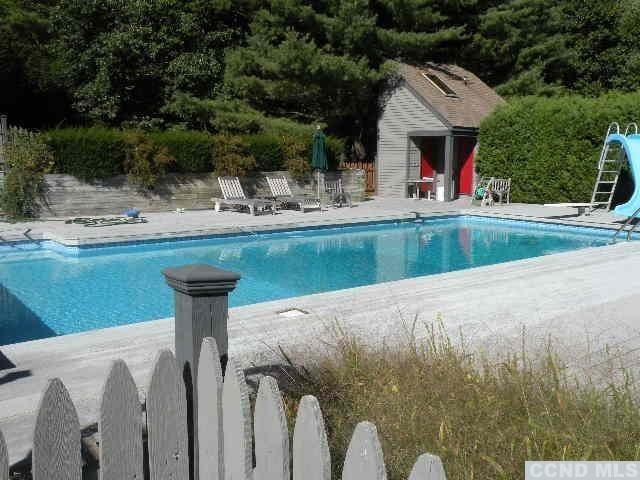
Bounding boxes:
279 324 640 480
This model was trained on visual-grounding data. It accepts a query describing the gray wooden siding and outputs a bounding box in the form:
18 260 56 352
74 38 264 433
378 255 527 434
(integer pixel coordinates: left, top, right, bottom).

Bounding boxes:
377 85 448 198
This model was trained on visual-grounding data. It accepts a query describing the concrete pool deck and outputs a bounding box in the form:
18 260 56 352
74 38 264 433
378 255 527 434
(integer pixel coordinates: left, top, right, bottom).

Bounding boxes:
0 198 632 246
0 199 639 465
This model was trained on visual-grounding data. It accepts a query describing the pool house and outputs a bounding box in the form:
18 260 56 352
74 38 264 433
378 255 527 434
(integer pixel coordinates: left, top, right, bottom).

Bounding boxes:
376 63 504 201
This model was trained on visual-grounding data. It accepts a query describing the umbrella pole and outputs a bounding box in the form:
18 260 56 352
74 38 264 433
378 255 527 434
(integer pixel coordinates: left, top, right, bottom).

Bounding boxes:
317 169 321 209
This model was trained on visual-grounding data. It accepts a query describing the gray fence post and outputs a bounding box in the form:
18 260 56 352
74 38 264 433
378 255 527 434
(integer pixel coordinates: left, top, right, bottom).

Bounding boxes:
163 263 240 480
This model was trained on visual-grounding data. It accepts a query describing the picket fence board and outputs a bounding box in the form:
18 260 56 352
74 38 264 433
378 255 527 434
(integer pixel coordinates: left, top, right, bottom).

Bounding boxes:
0 336 449 480
99 359 144 480
254 376 290 480
292 395 331 480
408 454 447 480
32 378 81 480
222 357 253 480
342 421 386 480
197 338 224 480
0 429 8 480
146 350 189 480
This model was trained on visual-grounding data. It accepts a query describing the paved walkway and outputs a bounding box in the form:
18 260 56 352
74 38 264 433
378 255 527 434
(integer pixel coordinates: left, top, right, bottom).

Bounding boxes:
0 199 637 465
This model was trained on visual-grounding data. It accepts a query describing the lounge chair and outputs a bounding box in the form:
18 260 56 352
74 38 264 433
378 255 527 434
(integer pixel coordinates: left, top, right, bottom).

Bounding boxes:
324 178 352 208
266 176 321 212
212 176 276 215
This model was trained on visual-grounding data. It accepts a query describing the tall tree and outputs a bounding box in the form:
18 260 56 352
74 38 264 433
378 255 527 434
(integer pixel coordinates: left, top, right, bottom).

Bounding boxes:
470 0 572 95
224 0 469 149
564 0 640 94
0 0 69 127
471 0 640 96
49 0 258 124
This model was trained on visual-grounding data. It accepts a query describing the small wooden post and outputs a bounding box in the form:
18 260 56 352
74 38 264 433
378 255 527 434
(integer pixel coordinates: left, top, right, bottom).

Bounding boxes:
163 263 240 480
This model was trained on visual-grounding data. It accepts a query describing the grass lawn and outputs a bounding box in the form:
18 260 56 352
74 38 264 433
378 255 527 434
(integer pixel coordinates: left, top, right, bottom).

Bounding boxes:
278 324 640 480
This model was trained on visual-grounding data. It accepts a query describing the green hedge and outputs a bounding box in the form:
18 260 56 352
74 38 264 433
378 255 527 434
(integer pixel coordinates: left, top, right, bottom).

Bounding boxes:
246 133 285 171
45 127 346 179
46 127 126 181
148 130 215 173
477 92 640 204
246 133 345 171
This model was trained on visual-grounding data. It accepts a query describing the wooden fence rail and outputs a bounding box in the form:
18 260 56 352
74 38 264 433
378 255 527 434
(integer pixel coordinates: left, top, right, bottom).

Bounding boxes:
0 338 447 480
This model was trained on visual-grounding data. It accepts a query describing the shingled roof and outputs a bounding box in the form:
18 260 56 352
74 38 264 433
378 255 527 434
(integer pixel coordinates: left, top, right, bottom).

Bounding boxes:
398 63 504 129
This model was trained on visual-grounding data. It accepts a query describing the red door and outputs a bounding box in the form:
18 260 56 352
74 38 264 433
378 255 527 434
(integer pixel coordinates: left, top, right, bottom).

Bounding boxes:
458 138 476 195
420 139 435 178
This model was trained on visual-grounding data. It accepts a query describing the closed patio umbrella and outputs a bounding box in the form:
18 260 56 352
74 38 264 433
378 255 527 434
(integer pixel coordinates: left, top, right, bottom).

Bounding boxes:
312 126 328 200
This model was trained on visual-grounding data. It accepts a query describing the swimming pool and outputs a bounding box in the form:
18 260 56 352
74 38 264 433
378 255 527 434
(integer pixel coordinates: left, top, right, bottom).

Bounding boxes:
0 215 616 345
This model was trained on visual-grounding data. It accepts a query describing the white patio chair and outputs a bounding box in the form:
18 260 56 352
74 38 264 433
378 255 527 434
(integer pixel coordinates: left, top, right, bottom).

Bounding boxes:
211 176 276 215
266 176 321 212
323 178 352 208
492 178 512 205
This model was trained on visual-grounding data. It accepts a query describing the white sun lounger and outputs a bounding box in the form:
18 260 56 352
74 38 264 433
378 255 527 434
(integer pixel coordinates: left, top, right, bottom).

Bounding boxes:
266 176 321 212
212 176 276 215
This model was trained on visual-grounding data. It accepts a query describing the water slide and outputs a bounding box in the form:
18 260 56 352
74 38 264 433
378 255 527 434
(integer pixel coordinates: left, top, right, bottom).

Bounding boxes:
608 132 640 217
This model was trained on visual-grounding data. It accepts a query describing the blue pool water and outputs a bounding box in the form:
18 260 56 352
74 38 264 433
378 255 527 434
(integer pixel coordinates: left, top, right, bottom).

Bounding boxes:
0 216 615 345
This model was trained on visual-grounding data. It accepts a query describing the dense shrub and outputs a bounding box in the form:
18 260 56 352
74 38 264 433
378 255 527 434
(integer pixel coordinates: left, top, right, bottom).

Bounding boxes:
123 132 174 189
246 133 284 171
477 92 640 204
1 128 53 218
148 130 215 173
282 135 312 181
46 127 126 180
213 135 257 177
44 126 345 180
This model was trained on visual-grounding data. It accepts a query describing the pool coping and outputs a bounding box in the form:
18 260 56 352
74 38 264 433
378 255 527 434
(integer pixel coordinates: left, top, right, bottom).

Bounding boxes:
5 207 631 250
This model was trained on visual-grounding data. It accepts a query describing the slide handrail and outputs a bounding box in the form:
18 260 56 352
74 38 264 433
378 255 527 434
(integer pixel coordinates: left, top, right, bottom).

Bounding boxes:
612 204 640 242
599 123 622 170
625 123 639 136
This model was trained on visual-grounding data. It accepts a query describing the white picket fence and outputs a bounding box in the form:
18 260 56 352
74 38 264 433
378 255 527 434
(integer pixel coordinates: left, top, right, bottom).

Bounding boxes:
0 337 447 480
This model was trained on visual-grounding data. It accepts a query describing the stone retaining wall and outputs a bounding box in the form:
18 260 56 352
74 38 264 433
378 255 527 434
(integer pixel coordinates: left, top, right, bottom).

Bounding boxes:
37 170 366 217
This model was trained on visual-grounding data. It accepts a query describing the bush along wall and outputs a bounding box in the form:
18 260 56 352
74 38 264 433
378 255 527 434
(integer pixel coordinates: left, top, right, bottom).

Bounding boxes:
46 127 126 181
477 92 640 204
45 128 345 181
148 130 215 173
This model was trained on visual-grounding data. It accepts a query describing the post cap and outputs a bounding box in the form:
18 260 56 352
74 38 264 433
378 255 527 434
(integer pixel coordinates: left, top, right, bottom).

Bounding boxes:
163 264 241 296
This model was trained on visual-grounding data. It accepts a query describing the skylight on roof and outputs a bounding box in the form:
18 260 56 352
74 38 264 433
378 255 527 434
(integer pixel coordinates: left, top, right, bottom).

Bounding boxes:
422 72 458 97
